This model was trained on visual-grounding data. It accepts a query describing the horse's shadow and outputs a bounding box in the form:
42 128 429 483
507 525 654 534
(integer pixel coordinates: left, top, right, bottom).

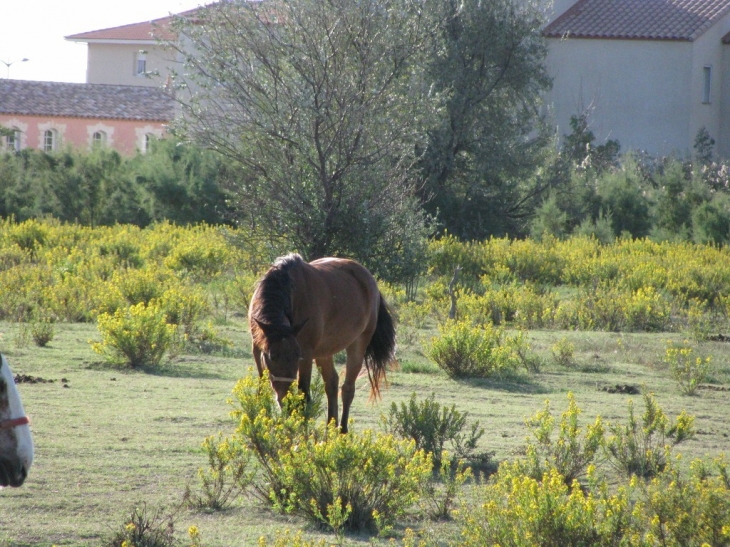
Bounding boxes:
84 359 229 380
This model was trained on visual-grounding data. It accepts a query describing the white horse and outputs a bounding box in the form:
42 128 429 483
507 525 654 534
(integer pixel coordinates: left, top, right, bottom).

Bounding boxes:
0 355 33 487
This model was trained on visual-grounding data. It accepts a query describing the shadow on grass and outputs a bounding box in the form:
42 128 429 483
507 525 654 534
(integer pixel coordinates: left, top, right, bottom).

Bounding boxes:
454 374 551 394
84 359 231 380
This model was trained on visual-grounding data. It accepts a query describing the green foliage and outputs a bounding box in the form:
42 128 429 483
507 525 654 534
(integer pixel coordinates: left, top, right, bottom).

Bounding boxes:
172 0 430 281
561 114 621 173
229 373 432 533
457 464 635 547
519 393 604 485
256 530 328 547
427 320 527 378
418 0 552 240
691 196 730 245
30 318 55 347
664 340 712 396
92 302 178 368
604 392 695 479
0 143 231 228
550 337 576 367
381 392 485 467
184 433 254 511
639 458 730 547
103 504 178 547
530 194 568 241
419 452 472 521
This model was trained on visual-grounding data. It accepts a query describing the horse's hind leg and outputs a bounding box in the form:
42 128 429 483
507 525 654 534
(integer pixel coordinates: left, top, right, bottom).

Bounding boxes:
316 356 339 427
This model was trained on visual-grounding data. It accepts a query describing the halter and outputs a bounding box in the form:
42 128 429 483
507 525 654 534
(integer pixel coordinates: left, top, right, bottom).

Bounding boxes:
268 373 298 383
0 416 30 430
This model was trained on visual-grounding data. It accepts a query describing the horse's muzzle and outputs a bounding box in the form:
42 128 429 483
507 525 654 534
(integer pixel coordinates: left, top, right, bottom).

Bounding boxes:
0 457 28 487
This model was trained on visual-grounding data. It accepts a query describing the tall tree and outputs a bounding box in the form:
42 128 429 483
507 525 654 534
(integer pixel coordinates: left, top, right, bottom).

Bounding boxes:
418 0 552 239
170 0 432 279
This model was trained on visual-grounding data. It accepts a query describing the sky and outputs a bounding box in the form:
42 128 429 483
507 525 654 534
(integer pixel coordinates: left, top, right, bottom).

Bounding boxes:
0 1 207 83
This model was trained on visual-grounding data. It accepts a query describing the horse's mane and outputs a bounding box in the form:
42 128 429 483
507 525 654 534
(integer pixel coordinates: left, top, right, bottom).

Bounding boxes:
250 254 303 349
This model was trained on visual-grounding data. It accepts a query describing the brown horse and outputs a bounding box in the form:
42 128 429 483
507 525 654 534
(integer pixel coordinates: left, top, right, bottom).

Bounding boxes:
249 254 396 433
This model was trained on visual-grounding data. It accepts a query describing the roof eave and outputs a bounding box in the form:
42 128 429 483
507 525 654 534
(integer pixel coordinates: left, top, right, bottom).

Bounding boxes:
65 37 163 45
0 111 172 122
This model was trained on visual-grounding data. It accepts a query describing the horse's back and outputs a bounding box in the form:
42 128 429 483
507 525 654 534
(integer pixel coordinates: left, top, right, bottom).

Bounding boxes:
296 258 380 355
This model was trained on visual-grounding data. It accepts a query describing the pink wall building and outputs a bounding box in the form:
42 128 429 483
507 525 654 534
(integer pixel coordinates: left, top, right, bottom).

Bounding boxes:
0 80 175 155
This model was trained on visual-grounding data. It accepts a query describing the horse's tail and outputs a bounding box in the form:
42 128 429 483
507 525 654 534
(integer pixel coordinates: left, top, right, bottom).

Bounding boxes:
364 293 396 401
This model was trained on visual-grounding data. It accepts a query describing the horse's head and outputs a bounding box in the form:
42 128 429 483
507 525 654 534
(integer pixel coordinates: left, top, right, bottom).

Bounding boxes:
254 318 308 404
0 355 33 488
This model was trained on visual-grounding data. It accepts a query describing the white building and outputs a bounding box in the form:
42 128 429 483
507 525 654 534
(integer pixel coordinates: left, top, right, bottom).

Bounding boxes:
543 0 730 157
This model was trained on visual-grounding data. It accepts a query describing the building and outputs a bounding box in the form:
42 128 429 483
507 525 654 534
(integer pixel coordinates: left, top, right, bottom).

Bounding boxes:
543 0 730 157
0 79 175 155
11 0 730 159
65 10 194 88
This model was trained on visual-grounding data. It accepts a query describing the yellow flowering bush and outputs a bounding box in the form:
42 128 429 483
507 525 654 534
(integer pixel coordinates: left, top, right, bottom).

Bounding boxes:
257 530 328 547
92 302 178 368
163 225 233 281
457 464 637 547
637 457 730 547
605 392 695 479
428 320 527 378
519 393 604 485
184 433 253 510
229 373 432 533
664 341 712 395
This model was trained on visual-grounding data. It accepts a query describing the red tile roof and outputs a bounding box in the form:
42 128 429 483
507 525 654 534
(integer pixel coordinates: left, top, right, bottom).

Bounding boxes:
543 0 730 41
0 80 176 122
66 8 200 43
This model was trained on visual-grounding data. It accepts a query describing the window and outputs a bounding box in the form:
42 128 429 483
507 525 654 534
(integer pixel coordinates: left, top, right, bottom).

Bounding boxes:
4 128 20 152
703 66 712 104
43 129 57 152
143 133 155 153
136 51 147 77
92 130 107 148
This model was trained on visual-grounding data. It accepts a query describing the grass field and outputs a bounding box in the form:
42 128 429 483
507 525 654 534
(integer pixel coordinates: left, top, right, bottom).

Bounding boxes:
1 319 730 546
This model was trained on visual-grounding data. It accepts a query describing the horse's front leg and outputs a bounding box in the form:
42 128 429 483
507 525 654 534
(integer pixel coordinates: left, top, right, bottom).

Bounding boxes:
340 342 367 434
316 356 339 428
297 357 313 403
252 345 264 377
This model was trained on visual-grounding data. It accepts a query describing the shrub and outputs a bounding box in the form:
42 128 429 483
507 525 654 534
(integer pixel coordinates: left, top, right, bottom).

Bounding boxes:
604 391 695 479
257 530 328 547
230 373 432 533
640 457 730 547
184 433 254 510
519 393 604 485
457 464 637 547
664 340 711 395
92 302 178 368
381 392 485 467
427 320 526 378
157 286 210 341
550 337 576 367
419 452 472 521
30 318 55 347
273 422 431 533
103 504 177 547
113 268 172 306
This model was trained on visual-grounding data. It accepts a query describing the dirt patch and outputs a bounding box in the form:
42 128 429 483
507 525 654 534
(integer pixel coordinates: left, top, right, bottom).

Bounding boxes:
600 384 640 395
14 374 55 384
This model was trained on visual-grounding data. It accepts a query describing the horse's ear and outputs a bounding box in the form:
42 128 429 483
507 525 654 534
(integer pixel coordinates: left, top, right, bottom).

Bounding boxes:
254 318 275 336
291 318 309 336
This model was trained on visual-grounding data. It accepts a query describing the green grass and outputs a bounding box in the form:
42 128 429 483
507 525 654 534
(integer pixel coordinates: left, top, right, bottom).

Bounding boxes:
2 321 730 546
